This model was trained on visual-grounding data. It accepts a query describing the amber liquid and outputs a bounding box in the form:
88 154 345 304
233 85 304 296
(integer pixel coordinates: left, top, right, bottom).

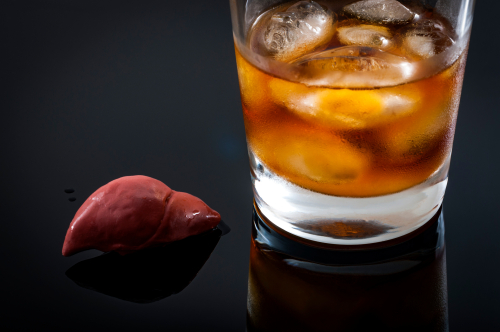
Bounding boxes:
236 2 467 198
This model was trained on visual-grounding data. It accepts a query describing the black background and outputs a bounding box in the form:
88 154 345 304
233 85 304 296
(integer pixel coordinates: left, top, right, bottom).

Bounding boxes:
1 0 499 331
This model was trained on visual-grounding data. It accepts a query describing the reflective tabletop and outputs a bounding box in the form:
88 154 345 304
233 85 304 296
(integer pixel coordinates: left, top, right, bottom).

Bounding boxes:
2 1 499 331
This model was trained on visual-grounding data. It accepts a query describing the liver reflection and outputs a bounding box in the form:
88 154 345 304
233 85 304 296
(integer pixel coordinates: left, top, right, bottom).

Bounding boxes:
66 222 229 303
247 208 447 331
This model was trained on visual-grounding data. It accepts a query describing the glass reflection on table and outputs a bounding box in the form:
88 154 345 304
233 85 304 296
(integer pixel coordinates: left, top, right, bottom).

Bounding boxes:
247 207 447 332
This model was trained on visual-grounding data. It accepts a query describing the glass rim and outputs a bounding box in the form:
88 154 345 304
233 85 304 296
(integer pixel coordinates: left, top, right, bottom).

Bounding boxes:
230 0 475 88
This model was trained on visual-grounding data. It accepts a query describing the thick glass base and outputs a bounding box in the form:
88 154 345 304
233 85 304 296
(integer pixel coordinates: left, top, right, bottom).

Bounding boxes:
251 152 449 245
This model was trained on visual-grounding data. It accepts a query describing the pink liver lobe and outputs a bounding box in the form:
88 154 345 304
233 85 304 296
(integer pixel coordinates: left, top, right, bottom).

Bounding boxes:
62 176 221 256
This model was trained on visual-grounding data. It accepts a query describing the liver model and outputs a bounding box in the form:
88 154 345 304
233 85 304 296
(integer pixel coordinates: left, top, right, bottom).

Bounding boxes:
62 175 221 256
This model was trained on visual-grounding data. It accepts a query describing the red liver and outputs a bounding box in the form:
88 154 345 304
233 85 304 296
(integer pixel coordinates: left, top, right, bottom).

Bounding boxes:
62 175 221 256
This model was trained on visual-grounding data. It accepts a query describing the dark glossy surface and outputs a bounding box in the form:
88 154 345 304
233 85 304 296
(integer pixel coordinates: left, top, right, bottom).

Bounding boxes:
2 1 499 331
66 225 226 304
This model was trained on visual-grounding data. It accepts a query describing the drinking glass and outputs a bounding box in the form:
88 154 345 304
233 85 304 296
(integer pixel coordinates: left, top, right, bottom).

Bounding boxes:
230 0 475 245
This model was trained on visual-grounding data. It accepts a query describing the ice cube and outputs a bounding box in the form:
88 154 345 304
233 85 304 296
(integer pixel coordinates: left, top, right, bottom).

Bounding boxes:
376 75 452 163
306 55 389 72
381 94 415 116
249 125 369 186
402 35 435 59
264 1 335 62
291 46 413 87
269 76 419 130
295 47 393 72
337 24 392 50
401 19 454 60
342 0 414 25
378 106 450 164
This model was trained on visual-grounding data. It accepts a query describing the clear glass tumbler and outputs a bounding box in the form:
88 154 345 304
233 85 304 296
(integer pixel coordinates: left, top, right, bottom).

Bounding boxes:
230 0 475 245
